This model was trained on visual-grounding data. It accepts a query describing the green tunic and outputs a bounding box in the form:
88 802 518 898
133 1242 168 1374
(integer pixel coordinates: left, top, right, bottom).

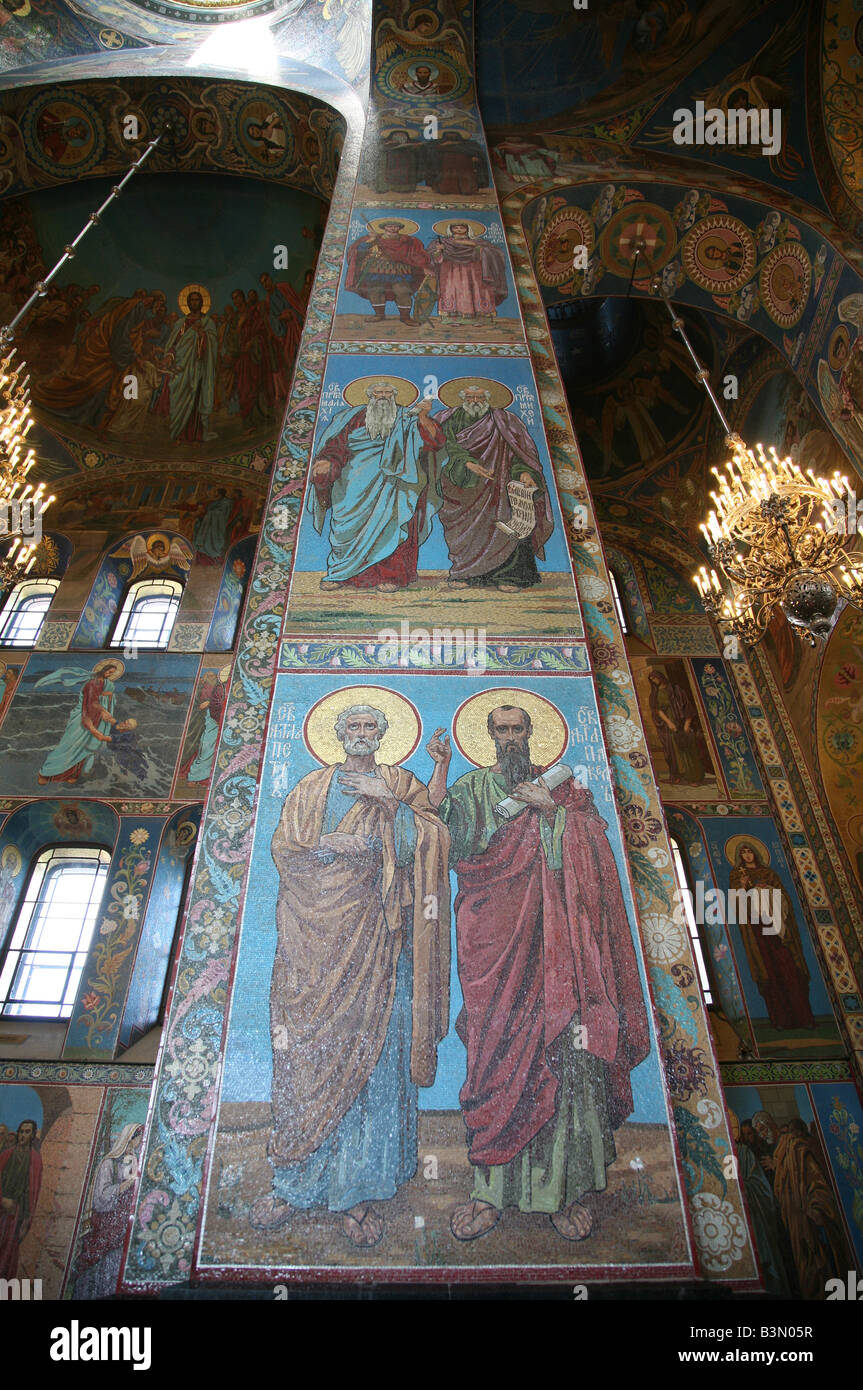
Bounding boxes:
439 766 616 1212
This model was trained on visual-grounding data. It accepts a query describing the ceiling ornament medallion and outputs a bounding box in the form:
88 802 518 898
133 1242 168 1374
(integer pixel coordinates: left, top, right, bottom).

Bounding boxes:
681 214 756 296
601 204 675 281
758 242 812 328
22 91 105 179
535 208 594 288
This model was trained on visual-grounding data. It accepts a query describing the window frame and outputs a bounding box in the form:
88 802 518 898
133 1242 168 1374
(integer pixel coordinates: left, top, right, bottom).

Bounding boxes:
608 569 629 635
669 834 715 1007
0 843 112 1021
0 577 60 648
109 576 183 652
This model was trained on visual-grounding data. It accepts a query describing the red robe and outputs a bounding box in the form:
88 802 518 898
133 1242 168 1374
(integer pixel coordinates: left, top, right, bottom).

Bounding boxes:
454 779 651 1167
345 234 430 300
0 1144 42 1278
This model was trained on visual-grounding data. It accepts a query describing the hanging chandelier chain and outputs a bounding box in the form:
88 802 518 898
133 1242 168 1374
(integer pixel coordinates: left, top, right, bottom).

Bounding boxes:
0 131 164 352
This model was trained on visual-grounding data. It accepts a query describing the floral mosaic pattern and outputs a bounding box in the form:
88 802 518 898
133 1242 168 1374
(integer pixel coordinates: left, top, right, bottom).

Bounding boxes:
64 823 161 1056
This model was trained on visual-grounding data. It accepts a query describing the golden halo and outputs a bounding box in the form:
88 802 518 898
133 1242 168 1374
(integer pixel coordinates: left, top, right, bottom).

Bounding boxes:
178 283 211 315
437 377 514 410
724 834 772 869
431 219 488 238
303 686 422 766
365 217 420 236
147 532 170 555
92 658 125 678
828 324 851 371
217 664 232 684
9 0 29 13
452 688 568 769
1 845 21 876
174 820 197 847
343 375 419 407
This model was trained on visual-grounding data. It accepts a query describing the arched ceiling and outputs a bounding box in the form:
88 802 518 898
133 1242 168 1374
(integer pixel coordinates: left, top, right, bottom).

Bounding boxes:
0 75 334 487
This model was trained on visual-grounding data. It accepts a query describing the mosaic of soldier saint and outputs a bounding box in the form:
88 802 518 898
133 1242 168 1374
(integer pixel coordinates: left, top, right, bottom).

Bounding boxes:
249 693 450 1247
427 693 651 1242
307 375 555 593
342 219 507 328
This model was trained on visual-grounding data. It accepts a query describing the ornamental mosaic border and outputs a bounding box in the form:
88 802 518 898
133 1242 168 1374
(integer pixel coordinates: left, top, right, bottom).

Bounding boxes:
1 1061 153 1084
720 1060 854 1085
277 637 589 672
499 181 756 1281
328 340 529 356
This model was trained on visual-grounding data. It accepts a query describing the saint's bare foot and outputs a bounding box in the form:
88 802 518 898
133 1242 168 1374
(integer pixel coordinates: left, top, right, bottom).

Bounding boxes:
343 1202 383 1246
550 1201 593 1241
249 1195 293 1231
450 1200 500 1241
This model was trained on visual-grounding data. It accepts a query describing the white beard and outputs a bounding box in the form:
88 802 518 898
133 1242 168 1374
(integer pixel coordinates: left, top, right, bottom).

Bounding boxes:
341 732 383 756
462 401 490 419
365 397 398 440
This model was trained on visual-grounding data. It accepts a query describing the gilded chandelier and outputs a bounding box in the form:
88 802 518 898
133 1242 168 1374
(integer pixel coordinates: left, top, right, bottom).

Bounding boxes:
629 243 863 647
693 437 863 646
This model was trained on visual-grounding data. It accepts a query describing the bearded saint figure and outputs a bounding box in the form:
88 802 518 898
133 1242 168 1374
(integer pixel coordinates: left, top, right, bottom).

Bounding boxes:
308 381 445 592
427 705 650 1243
436 385 554 590
249 704 450 1248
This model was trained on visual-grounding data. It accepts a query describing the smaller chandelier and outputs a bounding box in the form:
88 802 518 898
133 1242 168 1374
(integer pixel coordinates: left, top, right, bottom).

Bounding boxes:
693 434 863 647
0 345 54 588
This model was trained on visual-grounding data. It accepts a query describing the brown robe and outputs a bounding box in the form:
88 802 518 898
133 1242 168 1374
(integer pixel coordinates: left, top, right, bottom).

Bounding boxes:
268 763 450 1165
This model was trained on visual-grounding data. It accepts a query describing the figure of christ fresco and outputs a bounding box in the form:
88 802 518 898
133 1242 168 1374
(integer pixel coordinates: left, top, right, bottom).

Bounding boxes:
34 658 135 785
729 841 815 1032
155 290 219 442
436 384 554 590
344 221 431 324
427 703 650 1243
308 381 445 592
426 223 508 324
249 703 450 1248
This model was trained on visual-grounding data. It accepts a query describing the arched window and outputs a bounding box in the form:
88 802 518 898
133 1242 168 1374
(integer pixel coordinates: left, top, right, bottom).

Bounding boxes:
0 845 111 1018
0 577 60 647
110 577 182 651
669 835 713 1006
609 570 629 635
